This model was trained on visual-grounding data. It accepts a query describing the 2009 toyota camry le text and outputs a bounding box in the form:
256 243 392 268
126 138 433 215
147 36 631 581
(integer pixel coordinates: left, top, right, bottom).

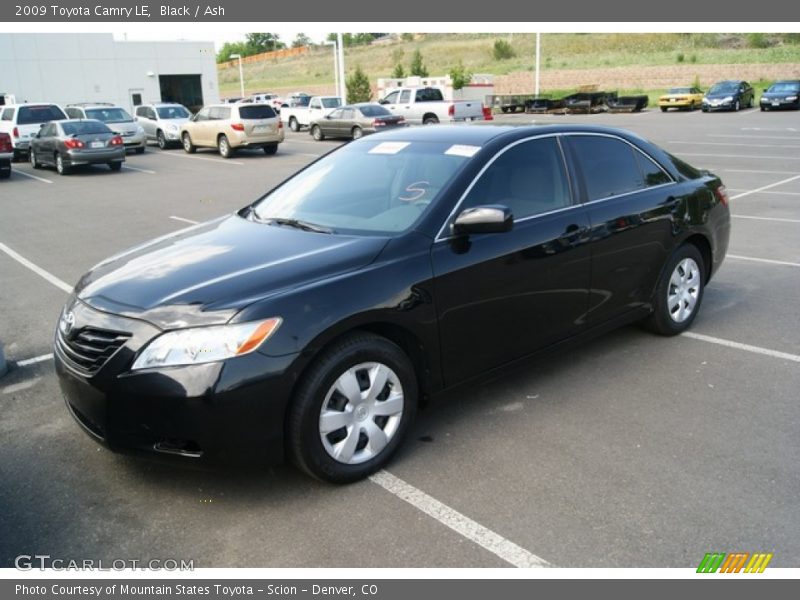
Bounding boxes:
54 125 730 483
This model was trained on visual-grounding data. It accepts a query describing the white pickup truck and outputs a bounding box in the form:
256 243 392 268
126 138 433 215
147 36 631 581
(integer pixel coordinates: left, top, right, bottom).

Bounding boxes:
378 87 485 125
280 96 342 131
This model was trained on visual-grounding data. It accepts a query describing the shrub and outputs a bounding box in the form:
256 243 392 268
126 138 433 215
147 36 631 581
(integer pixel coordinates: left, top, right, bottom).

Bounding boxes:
676 53 685 63
747 33 771 49
392 63 406 79
493 39 515 60
346 65 372 103
449 61 472 91
410 49 429 77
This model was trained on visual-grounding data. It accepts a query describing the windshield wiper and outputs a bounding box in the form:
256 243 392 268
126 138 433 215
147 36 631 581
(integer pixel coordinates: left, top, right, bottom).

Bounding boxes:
262 216 334 234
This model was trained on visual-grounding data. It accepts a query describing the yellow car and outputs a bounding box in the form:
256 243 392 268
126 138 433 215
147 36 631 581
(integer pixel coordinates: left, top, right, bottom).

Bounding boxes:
658 87 704 112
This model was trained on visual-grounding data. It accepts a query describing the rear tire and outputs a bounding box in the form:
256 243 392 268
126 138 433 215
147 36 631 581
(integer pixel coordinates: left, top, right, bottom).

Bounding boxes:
288 333 418 483
422 115 439 125
218 135 233 158
108 161 122 172
643 244 705 336
182 133 196 154
263 144 278 155
135 147 145 155
734 99 741 112
289 117 300 132
660 106 667 112
311 125 324 141
55 153 69 175
351 126 363 140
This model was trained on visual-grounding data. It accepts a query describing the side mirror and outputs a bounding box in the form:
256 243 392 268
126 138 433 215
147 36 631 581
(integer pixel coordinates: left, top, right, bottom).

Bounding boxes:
378 99 389 105
452 205 513 235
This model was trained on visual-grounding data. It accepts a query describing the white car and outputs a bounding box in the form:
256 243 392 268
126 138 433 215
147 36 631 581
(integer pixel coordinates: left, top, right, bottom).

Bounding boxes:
0 103 68 159
134 103 192 149
65 103 146 154
281 96 342 131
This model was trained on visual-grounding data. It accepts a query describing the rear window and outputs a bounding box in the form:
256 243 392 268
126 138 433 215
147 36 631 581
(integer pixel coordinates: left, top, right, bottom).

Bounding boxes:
61 121 111 136
18 105 66 125
238 105 276 119
358 105 393 117
85 108 132 123
321 98 342 109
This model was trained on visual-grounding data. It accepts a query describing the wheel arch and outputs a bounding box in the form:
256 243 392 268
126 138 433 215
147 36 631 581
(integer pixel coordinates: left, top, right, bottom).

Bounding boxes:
683 233 713 283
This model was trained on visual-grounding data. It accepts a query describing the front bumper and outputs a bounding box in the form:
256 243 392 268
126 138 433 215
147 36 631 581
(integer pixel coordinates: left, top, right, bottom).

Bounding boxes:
65 147 126 166
702 99 736 111
54 300 297 464
120 131 146 149
760 98 800 109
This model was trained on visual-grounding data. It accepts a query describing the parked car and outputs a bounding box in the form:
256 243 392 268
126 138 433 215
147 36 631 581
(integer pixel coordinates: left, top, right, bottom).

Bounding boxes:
280 92 312 109
250 93 282 111
658 87 704 112
0 103 67 159
310 103 406 140
134 103 192 149
65 103 146 153
281 96 342 132
759 80 800 111
702 80 754 112
379 86 485 124
29 119 125 175
55 124 730 483
180 103 283 158
0 131 13 179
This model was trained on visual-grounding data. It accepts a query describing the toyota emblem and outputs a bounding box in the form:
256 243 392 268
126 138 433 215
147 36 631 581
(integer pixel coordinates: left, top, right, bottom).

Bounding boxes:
60 311 75 336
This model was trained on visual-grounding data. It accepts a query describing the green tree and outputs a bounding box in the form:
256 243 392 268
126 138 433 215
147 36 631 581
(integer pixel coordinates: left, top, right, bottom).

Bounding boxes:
392 63 406 79
346 65 372 103
245 33 285 54
410 49 429 77
292 33 313 48
449 61 472 90
216 41 248 63
493 39 515 60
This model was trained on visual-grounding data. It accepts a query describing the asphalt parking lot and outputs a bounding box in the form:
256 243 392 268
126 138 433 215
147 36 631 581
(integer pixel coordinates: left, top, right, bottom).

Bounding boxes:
1 108 798 568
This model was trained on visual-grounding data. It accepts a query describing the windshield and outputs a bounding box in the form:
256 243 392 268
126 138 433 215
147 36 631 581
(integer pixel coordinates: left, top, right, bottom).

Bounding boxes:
708 83 738 94
156 106 191 119
321 98 342 108
85 107 133 123
667 88 692 94
768 82 800 93
61 121 112 136
251 140 476 235
18 105 67 125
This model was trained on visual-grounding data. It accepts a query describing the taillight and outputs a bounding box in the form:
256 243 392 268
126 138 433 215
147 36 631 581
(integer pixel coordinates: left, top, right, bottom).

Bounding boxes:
278 120 283 129
231 123 245 131
64 138 84 149
372 119 386 127
109 136 123 146
714 185 730 207
447 104 455 117
12 127 19 138
0 134 11 152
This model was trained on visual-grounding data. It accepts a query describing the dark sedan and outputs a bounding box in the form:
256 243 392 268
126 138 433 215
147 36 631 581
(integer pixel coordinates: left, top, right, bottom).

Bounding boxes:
310 103 406 141
760 80 800 111
54 125 730 483
702 80 754 112
30 119 125 175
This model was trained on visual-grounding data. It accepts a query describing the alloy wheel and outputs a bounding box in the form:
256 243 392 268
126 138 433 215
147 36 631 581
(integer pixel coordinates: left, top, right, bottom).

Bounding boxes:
667 258 701 323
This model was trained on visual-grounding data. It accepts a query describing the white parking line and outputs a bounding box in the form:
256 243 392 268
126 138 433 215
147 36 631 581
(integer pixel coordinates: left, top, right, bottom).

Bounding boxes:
169 216 199 225
682 332 800 363
12 169 53 184
732 215 800 224
728 189 800 196
721 169 799 175
710 134 800 140
730 174 800 200
370 470 551 568
157 151 244 166
669 141 800 149
16 353 54 367
678 153 800 161
0 243 73 293
727 254 800 268
122 165 156 174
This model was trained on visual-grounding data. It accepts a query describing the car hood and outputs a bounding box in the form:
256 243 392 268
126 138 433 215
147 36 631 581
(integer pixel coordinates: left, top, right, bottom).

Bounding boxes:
106 121 140 134
75 215 389 329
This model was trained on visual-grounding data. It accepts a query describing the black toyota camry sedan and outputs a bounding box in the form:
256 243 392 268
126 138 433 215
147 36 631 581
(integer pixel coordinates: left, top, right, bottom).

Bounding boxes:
55 125 730 483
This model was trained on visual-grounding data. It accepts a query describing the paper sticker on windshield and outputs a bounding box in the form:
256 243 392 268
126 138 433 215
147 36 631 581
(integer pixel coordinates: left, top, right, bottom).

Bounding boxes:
445 144 481 158
369 141 410 155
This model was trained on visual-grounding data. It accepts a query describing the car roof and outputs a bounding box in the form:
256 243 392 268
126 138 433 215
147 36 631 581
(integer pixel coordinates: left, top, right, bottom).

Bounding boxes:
370 124 649 145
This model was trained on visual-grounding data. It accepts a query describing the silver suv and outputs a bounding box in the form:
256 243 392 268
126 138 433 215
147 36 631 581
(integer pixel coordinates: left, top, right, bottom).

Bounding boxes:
134 103 192 149
0 103 67 159
65 103 146 154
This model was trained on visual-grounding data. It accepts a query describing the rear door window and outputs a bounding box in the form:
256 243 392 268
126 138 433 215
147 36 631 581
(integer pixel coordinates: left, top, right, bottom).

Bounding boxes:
569 136 645 201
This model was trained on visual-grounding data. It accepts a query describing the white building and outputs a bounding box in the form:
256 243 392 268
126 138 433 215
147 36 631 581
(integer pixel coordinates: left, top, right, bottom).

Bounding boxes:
0 33 219 112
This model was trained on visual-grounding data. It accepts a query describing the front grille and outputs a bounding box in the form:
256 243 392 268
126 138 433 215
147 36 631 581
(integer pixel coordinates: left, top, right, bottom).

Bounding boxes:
56 327 130 376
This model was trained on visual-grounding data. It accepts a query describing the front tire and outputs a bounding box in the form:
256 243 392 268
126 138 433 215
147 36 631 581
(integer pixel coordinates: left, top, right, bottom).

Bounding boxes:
108 161 122 172
30 149 41 169
289 117 300 132
422 115 439 125
288 333 418 483
660 106 667 113
263 144 278 155
156 130 168 150
182 133 196 153
644 244 705 336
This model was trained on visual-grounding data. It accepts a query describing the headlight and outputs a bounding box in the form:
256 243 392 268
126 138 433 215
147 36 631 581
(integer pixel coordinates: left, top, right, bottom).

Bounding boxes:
723 96 733 102
786 96 798 101
167 123 180 132
131 318 282 370
136 125 145 134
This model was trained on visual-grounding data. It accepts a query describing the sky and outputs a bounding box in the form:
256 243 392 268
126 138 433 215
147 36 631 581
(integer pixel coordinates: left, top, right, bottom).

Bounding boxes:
113 27 333 51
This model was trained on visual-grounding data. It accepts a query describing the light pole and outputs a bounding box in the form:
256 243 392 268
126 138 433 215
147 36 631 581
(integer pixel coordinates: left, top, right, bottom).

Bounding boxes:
230 53 245 98
534 33 541 97
336 32 346 103
323 40 340 98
